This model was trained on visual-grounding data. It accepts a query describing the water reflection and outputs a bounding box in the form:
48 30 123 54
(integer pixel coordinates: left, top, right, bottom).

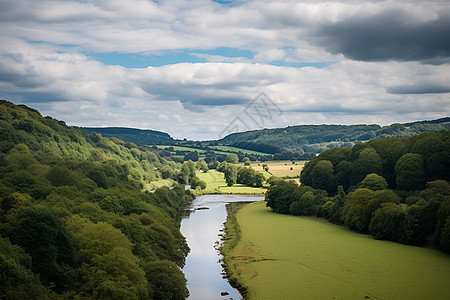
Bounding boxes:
180 195 264 300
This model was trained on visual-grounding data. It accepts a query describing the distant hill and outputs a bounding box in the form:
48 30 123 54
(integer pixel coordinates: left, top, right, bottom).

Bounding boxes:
218 118 450 154
78 126 174 145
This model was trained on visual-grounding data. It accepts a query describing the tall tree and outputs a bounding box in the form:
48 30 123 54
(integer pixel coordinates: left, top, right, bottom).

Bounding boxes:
311 160 336 194
352 147 383 186
395 153 425 190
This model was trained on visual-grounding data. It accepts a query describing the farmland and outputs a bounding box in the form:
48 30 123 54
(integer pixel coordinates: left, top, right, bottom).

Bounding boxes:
197 170 266 195
249 160 306 179
223 201 450 299
210 145 271 156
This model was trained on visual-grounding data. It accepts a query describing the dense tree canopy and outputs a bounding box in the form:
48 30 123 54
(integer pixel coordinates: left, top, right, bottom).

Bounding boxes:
0 101 193 299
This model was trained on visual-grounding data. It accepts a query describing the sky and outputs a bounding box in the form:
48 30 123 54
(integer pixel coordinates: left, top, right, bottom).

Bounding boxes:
1 0 449 140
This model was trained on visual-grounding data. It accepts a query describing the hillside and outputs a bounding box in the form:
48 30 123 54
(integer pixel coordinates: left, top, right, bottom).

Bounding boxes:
0 100 191 299
79 127 175 146
75 119 450 163
219 118 450 154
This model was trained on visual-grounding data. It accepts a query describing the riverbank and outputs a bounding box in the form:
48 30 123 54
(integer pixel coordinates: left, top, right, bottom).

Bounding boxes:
181 195 264 300
222 201 450 299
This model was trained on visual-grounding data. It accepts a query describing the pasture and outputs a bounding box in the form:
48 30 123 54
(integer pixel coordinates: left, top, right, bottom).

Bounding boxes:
197 170 266 195
224 201 450 299
249 160 305 178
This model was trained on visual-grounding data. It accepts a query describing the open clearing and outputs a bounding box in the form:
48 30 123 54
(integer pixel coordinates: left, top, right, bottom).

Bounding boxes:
249 160 306 178
225 201 450 299
197 170 266 195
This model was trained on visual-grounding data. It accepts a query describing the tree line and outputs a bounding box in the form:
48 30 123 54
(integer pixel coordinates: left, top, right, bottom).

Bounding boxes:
266 130 450 253
219 119 450 154
0 100 192 299
216 154 266 187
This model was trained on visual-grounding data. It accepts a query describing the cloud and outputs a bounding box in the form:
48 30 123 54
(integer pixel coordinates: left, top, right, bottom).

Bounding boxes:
0 0 449 139
311 3 450 62
254 49 286 62
386 85 450 94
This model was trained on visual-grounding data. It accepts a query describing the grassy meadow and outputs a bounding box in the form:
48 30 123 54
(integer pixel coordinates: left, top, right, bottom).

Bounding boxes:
249 160 305 179
197 170 266 195
224 201 450 300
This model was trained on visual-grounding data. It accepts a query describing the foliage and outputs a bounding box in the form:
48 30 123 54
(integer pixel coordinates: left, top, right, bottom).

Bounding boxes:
80 127 174 146
395 153 425 190
301 130 449 193
359 173 388 191
268 130 450 253
144 260 189 300
225 153 239 164
219 118 450 154
0 101 192 298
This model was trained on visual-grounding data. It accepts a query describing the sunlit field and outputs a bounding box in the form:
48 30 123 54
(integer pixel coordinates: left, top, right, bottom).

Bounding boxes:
249 160 305 178
197 170 266 195
225 201 450 299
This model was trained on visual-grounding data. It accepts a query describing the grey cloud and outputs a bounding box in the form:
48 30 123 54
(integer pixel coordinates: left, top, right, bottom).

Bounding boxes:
386 84 450 94
313 9 450 62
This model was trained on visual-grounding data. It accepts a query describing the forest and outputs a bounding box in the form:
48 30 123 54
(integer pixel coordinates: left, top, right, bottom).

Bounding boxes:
80 127 175 146
266 130 450 252
0 100 195 299
219 118 450 154
79 118 450 162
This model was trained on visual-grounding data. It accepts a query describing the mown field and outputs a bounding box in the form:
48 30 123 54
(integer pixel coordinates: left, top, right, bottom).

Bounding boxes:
249 160 305 178
197 170 266 195
224 201 450 300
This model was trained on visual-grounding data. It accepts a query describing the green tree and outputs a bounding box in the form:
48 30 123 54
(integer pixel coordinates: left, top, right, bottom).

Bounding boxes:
357 189 400 233
311 160 336 194
183 151 199 162
160 165 174 179
266 180 299 214
290 191 315 216
369 203 405 241
10 205 75 288
225 153 239 164
0 253 47 299
73 219 149 299
47 165 81 186
197 160 209 173
434 197 450 250
190 176 207 190
144 260 189 300
399 198 440 245
328 186 346 223
359 173 388 191
439 216 450 252
224 164 237 187
335 161 353 191
352 147 383 186
395 153 425 190
342 188 374 231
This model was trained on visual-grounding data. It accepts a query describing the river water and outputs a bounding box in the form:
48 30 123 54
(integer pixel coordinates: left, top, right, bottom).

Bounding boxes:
180 194 264 300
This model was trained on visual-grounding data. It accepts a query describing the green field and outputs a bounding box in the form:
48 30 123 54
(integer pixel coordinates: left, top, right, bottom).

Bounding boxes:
210 145 271 156
197 170 266 195
156 145 207 153
249 160 305 178
223 201 450 299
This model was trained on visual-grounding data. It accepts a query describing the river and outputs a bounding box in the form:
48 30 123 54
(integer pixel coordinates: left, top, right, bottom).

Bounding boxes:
180 194 264 300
